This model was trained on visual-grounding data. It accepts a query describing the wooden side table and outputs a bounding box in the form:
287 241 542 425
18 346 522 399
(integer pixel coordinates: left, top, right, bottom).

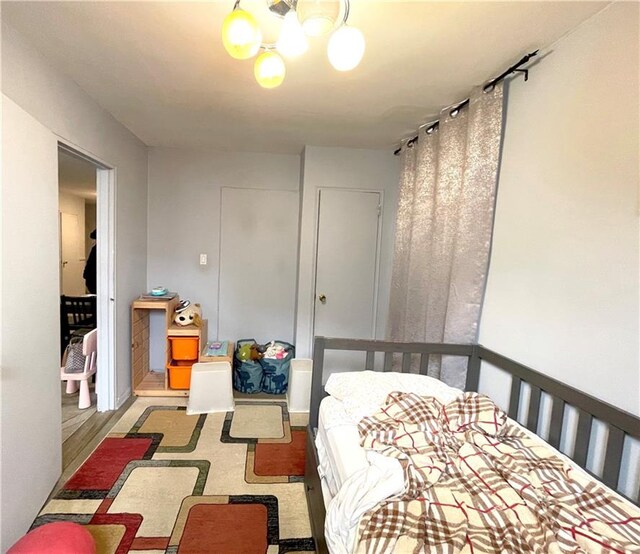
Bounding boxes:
199 341 234 364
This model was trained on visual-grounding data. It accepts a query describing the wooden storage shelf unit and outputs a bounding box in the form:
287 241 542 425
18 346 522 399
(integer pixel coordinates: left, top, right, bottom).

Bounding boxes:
131 295 209 397
132 296 178 396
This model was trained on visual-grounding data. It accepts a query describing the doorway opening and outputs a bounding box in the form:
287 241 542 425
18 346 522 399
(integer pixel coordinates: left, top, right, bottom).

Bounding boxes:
58 144 116 449
59 149 97 439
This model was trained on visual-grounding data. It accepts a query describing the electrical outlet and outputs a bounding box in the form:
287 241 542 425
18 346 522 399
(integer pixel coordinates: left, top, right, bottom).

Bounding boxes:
199 254 207 266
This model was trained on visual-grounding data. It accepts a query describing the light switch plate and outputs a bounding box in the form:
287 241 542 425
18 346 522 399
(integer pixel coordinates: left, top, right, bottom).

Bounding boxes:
199 253 207 265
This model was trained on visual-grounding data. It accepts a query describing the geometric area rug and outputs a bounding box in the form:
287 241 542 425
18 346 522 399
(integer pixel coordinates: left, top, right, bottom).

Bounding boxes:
33 398 316 553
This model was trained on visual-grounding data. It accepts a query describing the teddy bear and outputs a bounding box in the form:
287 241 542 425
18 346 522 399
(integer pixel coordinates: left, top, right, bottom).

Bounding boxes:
174 302 202 327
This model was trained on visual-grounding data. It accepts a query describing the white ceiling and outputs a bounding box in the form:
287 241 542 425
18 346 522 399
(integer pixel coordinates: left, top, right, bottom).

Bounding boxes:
59 149 97 200
3 1 609 154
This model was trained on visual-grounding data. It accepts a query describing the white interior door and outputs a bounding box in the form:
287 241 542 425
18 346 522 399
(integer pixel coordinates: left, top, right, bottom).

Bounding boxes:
218 188 299 344
314 189 382 375
1 97 61 550
60 211 85 295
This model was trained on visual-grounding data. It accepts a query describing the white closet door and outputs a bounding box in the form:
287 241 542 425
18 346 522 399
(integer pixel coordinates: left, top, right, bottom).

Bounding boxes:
218 188 299 344
313 189 382 375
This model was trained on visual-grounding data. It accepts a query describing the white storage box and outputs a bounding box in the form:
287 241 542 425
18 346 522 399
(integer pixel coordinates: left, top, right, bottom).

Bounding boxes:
187 361 235 415
287 358 312 413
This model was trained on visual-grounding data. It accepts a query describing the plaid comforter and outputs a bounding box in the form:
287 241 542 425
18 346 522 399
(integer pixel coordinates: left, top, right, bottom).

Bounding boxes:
356 392 640 553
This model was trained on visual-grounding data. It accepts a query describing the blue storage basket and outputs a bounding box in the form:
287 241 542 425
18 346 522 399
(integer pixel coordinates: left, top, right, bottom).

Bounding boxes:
233 339 263 394
260 341 294 395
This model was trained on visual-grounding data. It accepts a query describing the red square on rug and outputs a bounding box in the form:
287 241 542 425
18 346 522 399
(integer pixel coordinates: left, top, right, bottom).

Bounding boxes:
254 430 306 476
178 503 268 554
65 437 152 490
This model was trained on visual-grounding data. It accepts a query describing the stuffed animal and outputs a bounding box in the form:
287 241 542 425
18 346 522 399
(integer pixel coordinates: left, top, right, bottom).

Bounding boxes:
237 343 252 361
263 341 287 360
174 302 202 327
249 344 264 361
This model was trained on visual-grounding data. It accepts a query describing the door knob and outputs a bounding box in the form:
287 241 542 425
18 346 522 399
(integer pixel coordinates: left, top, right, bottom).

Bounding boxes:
318 294 327 304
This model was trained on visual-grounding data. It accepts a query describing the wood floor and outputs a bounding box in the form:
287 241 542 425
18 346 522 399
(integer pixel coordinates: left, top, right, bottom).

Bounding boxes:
61 382 97 442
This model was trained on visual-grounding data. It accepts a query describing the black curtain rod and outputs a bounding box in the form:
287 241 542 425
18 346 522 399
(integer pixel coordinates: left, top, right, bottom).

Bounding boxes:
393 49 539 156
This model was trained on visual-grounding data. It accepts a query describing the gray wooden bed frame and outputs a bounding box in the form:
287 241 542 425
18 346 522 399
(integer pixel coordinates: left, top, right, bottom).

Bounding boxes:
304 336 640 554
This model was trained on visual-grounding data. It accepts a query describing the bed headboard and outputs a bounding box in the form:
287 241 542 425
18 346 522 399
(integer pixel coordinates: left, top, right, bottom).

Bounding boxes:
309 336 640 505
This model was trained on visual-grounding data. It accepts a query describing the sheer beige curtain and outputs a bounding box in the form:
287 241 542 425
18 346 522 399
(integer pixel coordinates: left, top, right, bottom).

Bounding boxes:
388 83 504 388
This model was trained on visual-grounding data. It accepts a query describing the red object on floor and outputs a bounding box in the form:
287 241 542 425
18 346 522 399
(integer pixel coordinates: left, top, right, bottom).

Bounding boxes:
254 429 306 476
8 522 96 554
64 437 152 490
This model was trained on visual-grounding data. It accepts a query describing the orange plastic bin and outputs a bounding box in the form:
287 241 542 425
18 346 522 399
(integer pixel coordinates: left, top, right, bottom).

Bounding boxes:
167 359 194 389
169 337 199 361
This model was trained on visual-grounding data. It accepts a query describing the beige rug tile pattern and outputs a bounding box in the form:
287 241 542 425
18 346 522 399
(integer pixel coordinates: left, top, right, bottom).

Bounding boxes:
290 412 309 427
85 524 126 554
138 409 197 447
107 466 199 537
43 394 314 550
39 499 102 515
229 404 284 438
109 397 187 434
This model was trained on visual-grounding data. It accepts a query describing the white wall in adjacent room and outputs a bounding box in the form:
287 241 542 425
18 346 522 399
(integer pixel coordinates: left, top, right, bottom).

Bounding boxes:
295 146 400 358
58 190 87 295
479 3 640 416
146 147 301 342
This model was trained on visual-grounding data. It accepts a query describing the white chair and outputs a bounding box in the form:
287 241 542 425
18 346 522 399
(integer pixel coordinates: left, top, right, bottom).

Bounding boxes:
187 361 235 415
287 358 312 412
61 328 97 410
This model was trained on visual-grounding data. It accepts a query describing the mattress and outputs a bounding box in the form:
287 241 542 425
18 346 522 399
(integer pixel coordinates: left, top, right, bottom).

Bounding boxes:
316 397 367 504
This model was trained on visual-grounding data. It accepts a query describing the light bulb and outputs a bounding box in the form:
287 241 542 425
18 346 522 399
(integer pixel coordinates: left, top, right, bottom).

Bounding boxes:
296 0 340 37
254 51 286 88
221 8 262 60
276 11 309 58
327 26 365 71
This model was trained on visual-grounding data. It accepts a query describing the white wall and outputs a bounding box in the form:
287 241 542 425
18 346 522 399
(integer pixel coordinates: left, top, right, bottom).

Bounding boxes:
146 147 301 341
295 146 400 357
479 3 640 416
58 190 86 295
2 22 149 408
1 21 148 547
1 97 62 553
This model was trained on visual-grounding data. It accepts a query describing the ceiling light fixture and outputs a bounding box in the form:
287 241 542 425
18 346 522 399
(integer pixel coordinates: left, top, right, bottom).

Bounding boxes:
221 0 365 89
254 50 287 88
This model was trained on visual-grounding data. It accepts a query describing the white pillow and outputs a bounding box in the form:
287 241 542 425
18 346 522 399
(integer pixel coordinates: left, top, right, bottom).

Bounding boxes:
324 371 462 423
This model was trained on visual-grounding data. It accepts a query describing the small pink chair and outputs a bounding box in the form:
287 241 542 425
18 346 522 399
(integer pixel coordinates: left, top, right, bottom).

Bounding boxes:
61 328 97 409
